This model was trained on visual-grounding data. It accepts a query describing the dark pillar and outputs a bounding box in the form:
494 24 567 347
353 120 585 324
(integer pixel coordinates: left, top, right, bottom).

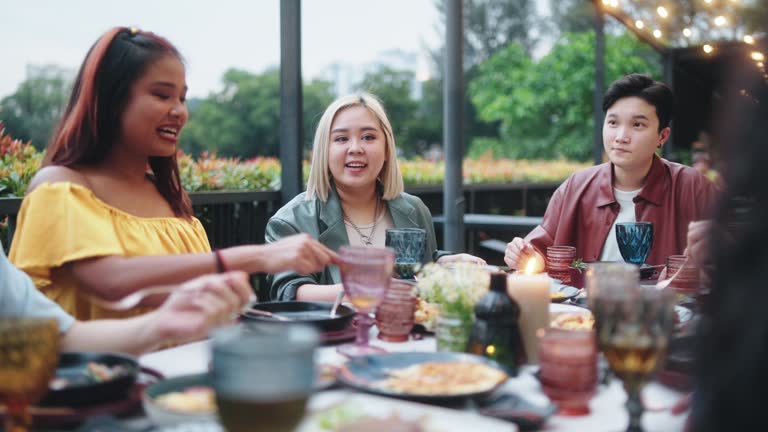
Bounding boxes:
593 1 606 166
443 0 464 252
662 51 675 160
280 0 303 203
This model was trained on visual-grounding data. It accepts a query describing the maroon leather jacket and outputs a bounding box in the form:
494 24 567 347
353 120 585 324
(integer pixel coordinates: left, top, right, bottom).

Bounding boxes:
525 156 720 265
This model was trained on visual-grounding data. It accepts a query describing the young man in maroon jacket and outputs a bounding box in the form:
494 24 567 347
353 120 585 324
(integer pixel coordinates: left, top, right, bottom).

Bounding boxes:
505 74 719 271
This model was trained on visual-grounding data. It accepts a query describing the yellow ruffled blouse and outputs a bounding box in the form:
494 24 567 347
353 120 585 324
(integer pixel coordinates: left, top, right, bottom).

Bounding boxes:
9 182 211 321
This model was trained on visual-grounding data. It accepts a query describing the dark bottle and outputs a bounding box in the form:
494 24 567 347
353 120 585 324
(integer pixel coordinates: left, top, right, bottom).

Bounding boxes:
467 272 526 376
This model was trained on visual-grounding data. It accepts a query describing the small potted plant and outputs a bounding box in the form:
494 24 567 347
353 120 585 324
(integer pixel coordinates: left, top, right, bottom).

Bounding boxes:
568 259 588 289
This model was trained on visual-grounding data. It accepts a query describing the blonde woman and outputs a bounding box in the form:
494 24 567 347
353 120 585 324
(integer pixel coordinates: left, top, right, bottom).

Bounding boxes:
266 93 484 301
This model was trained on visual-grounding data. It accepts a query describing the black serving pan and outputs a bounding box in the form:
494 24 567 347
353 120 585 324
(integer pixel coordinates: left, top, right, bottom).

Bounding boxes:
240 301 356 332
40 352 139 407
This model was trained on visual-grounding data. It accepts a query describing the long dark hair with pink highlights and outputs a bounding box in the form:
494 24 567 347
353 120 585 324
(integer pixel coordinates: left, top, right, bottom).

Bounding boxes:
46 27 192 217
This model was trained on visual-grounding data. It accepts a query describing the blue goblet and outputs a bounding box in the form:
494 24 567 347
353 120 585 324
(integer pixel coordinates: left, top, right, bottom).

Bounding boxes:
615 222 654 265
385 228 426 279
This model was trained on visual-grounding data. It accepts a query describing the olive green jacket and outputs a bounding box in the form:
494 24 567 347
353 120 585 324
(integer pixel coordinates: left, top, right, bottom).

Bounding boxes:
265 186 444 300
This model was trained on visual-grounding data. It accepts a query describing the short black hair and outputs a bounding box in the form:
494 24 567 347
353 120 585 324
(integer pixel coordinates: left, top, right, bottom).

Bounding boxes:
602 73 675 131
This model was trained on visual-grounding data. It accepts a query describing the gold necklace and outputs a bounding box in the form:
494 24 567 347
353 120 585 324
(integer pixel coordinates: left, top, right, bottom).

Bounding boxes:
343 195 380 246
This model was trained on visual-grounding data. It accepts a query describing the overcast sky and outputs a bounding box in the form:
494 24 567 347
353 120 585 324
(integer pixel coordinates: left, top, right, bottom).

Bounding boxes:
0 0 443 99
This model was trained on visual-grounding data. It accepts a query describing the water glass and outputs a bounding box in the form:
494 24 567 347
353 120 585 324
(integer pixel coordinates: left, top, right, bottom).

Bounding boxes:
538 328 597 415
0 318 61 432
211 323 318 432
616 222 654 265
385 228 427 279
585 262 639 309
375 279 416 342
546 246 576 285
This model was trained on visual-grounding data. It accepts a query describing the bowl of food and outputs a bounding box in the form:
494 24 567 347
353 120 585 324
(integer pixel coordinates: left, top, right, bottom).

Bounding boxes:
143 373 217 426
42 352 138 407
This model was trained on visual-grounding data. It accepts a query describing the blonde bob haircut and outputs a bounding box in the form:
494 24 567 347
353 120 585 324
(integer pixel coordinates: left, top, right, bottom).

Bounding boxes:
306 92 404 202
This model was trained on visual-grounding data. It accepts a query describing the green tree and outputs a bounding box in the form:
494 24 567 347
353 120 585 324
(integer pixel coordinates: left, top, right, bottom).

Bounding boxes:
353 66 421 156
433 0 540 67
0 65 73 150
470 31 661 161
182 68 334 158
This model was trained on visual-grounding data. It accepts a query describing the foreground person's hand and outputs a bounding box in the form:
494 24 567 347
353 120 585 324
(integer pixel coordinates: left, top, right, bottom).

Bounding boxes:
152 271 252 343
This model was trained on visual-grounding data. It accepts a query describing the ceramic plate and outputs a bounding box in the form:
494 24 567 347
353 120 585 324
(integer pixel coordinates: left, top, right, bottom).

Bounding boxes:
299 391 517 431
549 283 581 303
337 352 508 403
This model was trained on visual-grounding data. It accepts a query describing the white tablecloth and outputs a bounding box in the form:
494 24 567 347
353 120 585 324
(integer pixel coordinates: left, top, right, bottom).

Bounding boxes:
140 327 688 432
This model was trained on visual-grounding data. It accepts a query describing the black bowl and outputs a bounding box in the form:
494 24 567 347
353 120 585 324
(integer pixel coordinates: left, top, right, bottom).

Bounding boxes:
41 352 138 407
240 301 356 332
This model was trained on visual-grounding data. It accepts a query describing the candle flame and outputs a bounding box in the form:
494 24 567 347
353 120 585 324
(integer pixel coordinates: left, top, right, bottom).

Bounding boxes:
524 258 537 275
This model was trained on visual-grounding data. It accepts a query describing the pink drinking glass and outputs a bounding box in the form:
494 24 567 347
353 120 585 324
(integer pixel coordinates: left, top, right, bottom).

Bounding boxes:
538 328 597 416
375 279 416 342
337 246 395 357
547 246 577 285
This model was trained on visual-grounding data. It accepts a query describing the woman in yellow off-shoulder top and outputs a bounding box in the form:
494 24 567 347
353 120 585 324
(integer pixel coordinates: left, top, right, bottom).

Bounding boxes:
9 27 337 321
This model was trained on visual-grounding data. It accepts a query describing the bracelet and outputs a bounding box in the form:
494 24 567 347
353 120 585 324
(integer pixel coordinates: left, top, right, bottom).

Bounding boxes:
214 250 228 273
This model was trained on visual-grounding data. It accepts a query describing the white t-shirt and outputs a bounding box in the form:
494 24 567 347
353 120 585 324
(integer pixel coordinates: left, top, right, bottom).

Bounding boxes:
0 245 74 332
599 188 642 262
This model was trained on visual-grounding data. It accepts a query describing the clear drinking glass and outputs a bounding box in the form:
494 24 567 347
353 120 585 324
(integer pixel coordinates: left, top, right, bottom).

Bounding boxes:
591 277 676 432
585 262 639 309
211 323 319 432
385 228 426 280
337 246 395 357
0 318 60 432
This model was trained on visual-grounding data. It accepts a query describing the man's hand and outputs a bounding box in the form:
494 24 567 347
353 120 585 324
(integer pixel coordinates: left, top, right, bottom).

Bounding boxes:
504 237 545 273
683 220 712 266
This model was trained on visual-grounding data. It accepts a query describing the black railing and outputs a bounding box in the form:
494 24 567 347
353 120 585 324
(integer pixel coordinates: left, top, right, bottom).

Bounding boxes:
1 182 558 264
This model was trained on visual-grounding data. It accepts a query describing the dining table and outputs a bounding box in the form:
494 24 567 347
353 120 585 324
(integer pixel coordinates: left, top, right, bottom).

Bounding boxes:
138 316 690 432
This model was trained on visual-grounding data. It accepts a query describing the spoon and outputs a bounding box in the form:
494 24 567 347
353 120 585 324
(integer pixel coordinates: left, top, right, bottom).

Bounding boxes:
330 290 345 318
242 308 292 321
655 257 690 290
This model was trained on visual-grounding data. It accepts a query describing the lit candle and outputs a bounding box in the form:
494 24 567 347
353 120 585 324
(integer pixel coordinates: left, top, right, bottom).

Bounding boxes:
506 258 550 364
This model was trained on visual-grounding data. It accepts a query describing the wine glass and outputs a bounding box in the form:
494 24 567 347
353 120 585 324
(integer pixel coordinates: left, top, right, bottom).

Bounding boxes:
385 228 426 280
0 318 60 432
337 246 394 357
615 222 654 266
590 265 675 432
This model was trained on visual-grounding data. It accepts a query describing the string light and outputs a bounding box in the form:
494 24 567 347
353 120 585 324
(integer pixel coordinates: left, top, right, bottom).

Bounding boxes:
714 16 727 26
752 52 765 62
635 20 645 29
653 29 663 39
744 35 755 44
703 44 714 54
683 28 692 37
657 6 669 18
704 0 713 4
758 62 765 68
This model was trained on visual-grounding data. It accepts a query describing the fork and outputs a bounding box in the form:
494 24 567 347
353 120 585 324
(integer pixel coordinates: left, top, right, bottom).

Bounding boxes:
88 285 259 312
87 285 179 310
